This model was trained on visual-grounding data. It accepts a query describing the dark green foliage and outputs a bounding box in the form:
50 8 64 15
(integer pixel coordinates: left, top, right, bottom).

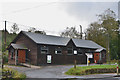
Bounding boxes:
1 30 17 64
86 9 119 60
1 30 17 52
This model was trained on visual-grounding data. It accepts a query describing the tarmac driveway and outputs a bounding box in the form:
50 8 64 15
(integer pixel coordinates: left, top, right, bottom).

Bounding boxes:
6 64 119 79
25 65 78 78
24 65 117 78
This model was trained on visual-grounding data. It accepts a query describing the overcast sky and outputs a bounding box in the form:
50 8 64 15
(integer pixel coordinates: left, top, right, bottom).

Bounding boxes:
0 0 119 36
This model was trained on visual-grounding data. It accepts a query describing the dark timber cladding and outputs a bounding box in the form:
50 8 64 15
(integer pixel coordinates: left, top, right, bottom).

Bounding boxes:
8 31 106 65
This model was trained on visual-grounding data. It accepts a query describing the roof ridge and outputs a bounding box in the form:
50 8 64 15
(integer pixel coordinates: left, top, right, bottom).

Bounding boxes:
22 31 70 39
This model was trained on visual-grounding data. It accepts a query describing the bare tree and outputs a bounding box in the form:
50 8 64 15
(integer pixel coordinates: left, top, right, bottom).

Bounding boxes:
60 27 80 39
28 27 36 32
10 23 19 34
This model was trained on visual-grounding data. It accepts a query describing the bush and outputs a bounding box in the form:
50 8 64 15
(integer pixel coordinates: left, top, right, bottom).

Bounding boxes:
3 51 8 64
65 65 118 76
2 67 26 79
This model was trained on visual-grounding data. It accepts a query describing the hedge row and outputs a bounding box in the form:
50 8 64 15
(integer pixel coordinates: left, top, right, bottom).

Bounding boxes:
66 68 119 75
83 68 117 75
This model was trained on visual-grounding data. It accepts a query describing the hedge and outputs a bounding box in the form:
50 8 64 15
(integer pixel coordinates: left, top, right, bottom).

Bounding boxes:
66 67 119 76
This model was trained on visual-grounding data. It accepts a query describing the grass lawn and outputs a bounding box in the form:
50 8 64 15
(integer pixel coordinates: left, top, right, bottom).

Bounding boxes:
65 64 119 76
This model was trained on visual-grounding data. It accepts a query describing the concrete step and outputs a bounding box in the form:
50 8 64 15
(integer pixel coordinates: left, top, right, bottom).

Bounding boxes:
20 63 40 69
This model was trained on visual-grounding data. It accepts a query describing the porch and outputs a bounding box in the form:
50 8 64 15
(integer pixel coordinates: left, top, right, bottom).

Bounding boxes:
7 43 30 65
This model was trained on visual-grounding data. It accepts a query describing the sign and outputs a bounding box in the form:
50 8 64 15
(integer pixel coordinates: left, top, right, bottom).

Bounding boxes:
47 55 51 63
74 50 77 54
85 53 93 58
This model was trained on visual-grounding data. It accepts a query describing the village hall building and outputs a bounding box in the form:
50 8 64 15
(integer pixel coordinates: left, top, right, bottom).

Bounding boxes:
7 31 106 65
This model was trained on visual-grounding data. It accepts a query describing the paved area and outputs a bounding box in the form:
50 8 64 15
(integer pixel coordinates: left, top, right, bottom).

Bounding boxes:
5 64 120 79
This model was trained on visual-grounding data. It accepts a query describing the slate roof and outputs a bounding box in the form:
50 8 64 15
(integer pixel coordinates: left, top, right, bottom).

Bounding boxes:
22 31 70 46
72 38 104 49
22 31 105 49
95 48 105 52
11 43 28 49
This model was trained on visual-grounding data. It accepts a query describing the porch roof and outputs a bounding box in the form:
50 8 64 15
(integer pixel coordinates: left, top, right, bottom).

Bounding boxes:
11 43 28 49
95 48 105 52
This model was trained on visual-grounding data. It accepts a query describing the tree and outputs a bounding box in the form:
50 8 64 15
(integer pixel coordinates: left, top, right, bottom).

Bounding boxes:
86 22 106 48
35 30 46 35
10 23 19 34
28 27 46 35
60 27 80 39
28 27 36 32
118 20 120 60
86 9 119 60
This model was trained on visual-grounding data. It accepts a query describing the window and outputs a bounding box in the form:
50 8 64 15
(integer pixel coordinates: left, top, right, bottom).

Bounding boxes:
77 49 82 55
102 53 105 58
67 47 73 55
41 45 48 54
55 47 62 54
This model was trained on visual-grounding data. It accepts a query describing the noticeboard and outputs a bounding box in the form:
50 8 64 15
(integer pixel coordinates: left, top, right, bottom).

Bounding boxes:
47 55 51 63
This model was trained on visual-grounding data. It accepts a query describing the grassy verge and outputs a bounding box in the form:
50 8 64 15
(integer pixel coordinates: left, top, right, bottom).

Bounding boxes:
65 65 119 76
2 67 26 79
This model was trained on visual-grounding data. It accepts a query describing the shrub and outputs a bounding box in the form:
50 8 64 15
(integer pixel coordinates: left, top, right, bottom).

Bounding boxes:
2 67 26 79
65 65 119 76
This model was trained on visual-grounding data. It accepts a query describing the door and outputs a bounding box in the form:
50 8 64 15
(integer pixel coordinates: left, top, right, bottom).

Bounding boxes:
94 53 99 63
18 50 26 63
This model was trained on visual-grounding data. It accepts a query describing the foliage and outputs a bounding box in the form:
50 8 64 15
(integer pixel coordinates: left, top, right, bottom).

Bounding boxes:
10 23 19 34
86 8 119 60
117 20 120 60
35 30 46 35
2 67 26 79
66 65 118 76
1 30 17 52
28 27 36 32
60 27 80 38
28 27 46 35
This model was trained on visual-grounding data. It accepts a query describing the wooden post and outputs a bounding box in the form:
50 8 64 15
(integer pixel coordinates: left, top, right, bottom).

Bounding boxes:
74 60 76 69
117 64 119 75
87 56 89 66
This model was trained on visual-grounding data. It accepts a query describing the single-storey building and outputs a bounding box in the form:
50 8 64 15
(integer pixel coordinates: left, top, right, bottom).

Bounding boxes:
7 31 106 65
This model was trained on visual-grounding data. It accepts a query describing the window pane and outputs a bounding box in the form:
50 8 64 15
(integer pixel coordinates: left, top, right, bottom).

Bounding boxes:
57 51 62 54
77 49 82 55
41 45 48 54
67 47 72 54
41 50 48 54
55 47 62 54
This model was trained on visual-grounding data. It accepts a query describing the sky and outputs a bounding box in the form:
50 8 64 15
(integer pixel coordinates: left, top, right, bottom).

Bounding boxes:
0 0 119 36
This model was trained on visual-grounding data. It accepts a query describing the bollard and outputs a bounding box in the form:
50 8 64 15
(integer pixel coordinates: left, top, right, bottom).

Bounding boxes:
117 64 119 75
95 60 96 64
88 60 90 66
